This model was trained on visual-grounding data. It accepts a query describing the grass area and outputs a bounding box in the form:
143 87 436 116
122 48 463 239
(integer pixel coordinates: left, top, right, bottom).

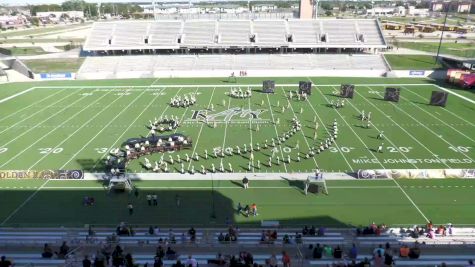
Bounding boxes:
0 77 473 228
22 58 85 73
397 41 475 58
384 54 443 70
0 23 91 38
0 178 474 227
6 46 49 56
0 38 85 44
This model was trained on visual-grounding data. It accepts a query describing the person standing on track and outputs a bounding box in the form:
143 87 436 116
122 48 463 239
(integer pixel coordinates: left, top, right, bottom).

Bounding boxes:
242 177 249 189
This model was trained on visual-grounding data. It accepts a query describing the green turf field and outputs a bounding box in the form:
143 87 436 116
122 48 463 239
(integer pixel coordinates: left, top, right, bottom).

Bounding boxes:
0 77 474 228
0 78 473 173
1 178 475 227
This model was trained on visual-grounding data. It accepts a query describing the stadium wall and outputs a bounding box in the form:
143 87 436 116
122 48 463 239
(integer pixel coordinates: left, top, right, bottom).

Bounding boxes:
386 70 447 79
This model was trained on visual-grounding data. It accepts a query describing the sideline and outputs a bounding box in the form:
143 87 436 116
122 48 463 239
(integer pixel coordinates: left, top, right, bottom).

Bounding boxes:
0 87 36 104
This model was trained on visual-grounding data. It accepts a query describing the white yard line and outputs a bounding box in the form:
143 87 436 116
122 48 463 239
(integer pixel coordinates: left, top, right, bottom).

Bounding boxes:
0 88 88 152
86 87 169 171
0 179 49 226
246 90 254 172
280 86 319 171
356 87 451 168
0 88 80 136
0 88 66 124
90 86 183 170
392 178 430 223
331 85 419 170
265 94 288 173
369 87 475 162
0 90 101 169
396 87 475 143
304 80 353 171
220 96 232 161
0 87 36 104
28 90 118 170
63 89 152 170
174 87 200 134
314 86 429 221
402 86 475 127
187 87 217 170
312 84 383 169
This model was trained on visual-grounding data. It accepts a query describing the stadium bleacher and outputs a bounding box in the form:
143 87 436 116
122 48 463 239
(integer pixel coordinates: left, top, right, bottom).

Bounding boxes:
77 54 388 79
2 227 475 267
83 19 387 51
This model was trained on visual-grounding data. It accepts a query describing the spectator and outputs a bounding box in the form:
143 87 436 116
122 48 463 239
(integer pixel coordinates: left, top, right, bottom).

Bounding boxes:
333 245 342 259
373 250 384 267
399 245 410 258
188 227 196 240
128 203 134 215
267 253 278 267
295 232 302 244
58 241 70 258
147 194 152 206
384 250 394 266
323 244 332 258
171 260 184 267
42 243 53 258
349 243 358 260
373 244 384 257
125 253 134 267
313 243 323 259
153 256 163 267
156 246 165 259
94 251 106 267
218 232 225 242
283 234 290 244
260 231 266 242
302 226 309 235
466 260 475 267
270 230 277 240
185 255 197 267
236 202 243 215
309 226 316 236
0 256 12 267
317 227 325 236
111 245 124 267
408 243 421 259
448 223 454 235
282 251 291 267
83 255 92 267
166 247 176 260
149 226 155 235
359 257 371 267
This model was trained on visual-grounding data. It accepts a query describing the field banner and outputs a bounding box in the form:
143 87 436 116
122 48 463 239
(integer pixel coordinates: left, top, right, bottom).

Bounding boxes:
409 70 426 76
0 170 84 179
357 169 475 179
39 73 73 80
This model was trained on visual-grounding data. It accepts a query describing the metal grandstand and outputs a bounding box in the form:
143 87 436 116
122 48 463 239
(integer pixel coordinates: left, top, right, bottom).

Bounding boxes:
83 19 387 52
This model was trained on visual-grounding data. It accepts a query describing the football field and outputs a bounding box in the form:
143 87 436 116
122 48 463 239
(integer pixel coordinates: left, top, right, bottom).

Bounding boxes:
0 78 474 173
0 76 474 227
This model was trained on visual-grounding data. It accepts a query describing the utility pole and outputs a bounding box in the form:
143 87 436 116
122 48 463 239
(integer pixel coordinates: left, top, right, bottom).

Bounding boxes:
435 2 449 65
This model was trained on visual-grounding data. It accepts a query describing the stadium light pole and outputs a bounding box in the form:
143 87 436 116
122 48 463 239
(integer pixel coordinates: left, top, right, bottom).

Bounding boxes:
435 3 450 65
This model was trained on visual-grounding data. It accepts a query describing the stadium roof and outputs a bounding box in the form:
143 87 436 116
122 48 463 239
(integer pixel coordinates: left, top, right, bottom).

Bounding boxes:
83 19 387 51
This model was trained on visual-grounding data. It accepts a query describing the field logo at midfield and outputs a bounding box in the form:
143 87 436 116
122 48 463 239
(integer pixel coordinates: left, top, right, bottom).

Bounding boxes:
191 107 267 122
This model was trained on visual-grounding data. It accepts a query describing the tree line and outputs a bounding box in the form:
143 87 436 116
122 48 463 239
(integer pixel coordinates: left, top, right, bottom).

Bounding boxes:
29 0 143 17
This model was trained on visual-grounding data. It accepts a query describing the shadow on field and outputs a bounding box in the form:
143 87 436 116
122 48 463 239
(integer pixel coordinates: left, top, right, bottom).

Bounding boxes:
77 158 104 172
0 186 354 228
